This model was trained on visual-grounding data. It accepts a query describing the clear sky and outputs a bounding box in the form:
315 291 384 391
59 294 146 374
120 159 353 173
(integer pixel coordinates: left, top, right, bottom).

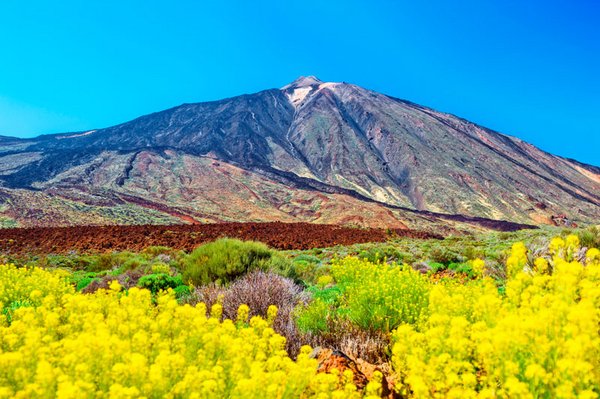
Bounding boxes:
0 0 598 165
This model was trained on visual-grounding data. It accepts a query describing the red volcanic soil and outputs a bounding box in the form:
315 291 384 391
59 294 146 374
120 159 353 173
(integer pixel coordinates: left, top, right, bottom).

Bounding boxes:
0 222 441 255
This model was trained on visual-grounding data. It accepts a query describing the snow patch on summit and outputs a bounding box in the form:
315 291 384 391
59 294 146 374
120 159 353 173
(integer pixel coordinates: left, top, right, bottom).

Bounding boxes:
286 87 312 108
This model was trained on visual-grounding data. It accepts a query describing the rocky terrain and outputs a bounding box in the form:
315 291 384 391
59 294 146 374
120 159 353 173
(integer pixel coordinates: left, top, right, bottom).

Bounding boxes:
0 76 597 229
0 222 441 255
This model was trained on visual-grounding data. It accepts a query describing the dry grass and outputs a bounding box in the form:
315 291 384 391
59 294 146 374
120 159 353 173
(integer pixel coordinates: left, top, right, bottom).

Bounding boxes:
188 271 309 355
301 321 391 364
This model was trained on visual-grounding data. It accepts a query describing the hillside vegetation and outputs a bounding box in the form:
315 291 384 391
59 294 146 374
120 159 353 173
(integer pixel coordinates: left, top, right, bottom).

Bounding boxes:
1 227 600 397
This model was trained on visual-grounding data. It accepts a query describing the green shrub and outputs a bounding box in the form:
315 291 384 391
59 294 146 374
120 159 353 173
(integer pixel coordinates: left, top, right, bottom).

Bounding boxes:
70 271 99 291
142 246 174 257
295 298 330 334
86 253 119 272
75 276 98 291
150 262 171 275
121 255 150 271
429 246 461 264
68 256 98 272
448 262 474 276
306 284 342 305
173 284 192 300
137 273 185 295
264 254 295 279
44 255 79 270
429 262 446 273
357 245 407 264
577 226 600 249
182 238 274 286
287 258 328 286
293 254 321 264
462 245 484 261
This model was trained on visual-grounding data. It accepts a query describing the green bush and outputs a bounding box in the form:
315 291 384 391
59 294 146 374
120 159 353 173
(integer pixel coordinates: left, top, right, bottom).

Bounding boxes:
121 255 150 271
70 271 100 291
137 273 185 295
182 238 275 286
307 284 342 305
429 246 461 264
142 246 174 257
462 245 484 261
448 262 474 276
287 258 328 286
577 226 600 249
44 255 80 270
429 262 446 273
173 284 192 300
264 254 295 280
295 298 330 334
86 253 118 272
357 245 407 264
293 254 321 264
75 276 97 291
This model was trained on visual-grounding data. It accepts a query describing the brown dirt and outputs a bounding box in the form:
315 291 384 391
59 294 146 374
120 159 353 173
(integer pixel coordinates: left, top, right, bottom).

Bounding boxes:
0 222 440 255
312 348 397 397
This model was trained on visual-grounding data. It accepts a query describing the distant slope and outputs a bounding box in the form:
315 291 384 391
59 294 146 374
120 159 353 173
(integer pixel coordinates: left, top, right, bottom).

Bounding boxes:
0 76 597 229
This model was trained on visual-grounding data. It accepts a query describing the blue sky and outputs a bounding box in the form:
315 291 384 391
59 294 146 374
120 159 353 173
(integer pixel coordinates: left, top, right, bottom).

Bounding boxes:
0 0 598 165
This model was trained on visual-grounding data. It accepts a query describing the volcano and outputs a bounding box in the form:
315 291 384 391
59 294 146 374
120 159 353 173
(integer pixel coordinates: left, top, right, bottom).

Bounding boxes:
0 76 597 231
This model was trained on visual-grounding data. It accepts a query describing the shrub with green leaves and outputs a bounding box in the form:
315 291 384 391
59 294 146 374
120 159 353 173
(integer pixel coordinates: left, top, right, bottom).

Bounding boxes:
577 225 600 250
75 276 98 291
448 262 475 276
137 273 185 295
121 254 150 272
286 256 327 286
428 262 446 273
295 297 331 334
358 245 408 264
182 238 276 286
70 271 99 291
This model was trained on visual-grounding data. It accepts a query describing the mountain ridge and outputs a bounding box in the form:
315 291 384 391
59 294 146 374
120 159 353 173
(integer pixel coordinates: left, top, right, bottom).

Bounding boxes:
0 76 597 230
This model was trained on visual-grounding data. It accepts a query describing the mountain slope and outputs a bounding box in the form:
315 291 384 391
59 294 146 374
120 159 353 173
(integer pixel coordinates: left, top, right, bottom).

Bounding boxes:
0 76 597 229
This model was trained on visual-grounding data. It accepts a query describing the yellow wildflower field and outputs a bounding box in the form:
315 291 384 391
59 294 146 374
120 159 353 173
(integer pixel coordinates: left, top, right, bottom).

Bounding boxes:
392 236 600 398
0 265 365 398
0 235 599 398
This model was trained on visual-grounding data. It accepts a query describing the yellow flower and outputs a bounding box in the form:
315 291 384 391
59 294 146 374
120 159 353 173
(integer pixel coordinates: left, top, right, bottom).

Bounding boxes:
109 280 122 292
566 234 580 250
534 258 549 274
549 237 566 255
237 304 250 324
267 305 278 325
472 259 485 277
586 248 600 264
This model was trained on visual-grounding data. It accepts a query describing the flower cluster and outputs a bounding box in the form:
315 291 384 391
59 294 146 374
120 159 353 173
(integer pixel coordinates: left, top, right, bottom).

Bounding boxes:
331 257 430 333
0 264 72 323
0 265 358 398
391 235 600 398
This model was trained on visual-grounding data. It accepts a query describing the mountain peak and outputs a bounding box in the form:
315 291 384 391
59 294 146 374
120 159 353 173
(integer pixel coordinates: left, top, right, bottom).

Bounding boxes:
0 78 598 228
281 75 323 90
